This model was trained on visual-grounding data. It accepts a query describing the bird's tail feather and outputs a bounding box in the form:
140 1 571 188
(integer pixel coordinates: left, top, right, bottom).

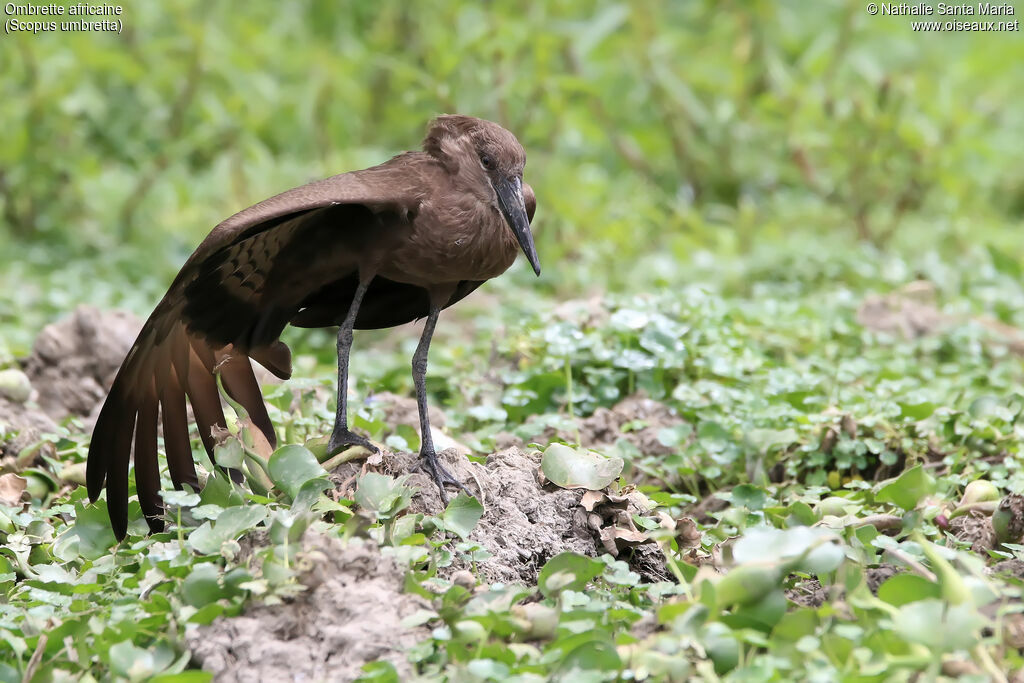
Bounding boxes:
87 312 289 540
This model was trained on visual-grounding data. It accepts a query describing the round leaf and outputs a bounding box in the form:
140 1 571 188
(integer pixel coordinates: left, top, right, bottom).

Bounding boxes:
538 552 604 597
268 445 328 500
443 493 484 540
541 443 623 490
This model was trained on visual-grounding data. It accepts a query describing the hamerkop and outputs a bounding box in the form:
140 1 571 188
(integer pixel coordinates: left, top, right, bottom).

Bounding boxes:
87 115 539 540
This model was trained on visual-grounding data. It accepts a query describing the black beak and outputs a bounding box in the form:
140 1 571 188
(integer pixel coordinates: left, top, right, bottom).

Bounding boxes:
496 176 541 276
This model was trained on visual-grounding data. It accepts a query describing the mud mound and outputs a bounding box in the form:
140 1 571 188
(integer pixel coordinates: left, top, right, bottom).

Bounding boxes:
0 368 59 459
188 535 430 682
23 305 141 423
787 565 901 609
856 281 945 339
330 446 671 585
578 395 685 456
857 280 1024 354
3 305 140 458
991 559 1024 582
951 512 997 554
501 394 687 459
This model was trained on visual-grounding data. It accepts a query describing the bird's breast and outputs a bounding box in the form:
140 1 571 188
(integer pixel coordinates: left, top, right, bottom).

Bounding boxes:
376 201 517 287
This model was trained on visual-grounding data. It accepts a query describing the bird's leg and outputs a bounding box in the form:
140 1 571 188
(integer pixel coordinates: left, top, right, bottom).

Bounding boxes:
412 303 467 504
327 278 378 455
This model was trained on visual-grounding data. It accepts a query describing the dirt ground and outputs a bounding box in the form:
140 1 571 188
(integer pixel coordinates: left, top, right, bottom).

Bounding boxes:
179 439 674 681
1 306 140 461
23 305 141 424
329 445 672 586
497 393 687 459
187 535 433 682
189 443 673 682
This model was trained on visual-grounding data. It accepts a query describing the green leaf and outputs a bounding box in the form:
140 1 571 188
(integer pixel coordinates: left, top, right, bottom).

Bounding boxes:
356 661 400 682
877 573 942 606
151 672 214 683
713 564 784 607
771 608 819 642
213 505 268 539
355 473 415 521
787 501 818 526
69 500 116 558
558 638 621 673
746 428 798 452
442 493 484 540
656 423 693 448
876 465 936 511
107 640 175 679
182 563 223 608
988 244 1021 278
898 402 937 421
541 443 623 490
892 600 984 651
538 552 604 597
731 484 768 511
268 511 311 546
293 476 331 512
724 589 789 631
188 505 267 555
703 622 739 674
161 490 201 509
732 526 845 575
268 445 328 500
214 439 244 470
199 469 242 507
187 602 226 626
0 663 22 683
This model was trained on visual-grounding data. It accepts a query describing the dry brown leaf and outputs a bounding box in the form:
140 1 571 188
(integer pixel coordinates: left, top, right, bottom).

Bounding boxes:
0 472 28 506
599 526 651 556
674 517 702 549
366 449 384 467
239 418 274 459
581 490 605 512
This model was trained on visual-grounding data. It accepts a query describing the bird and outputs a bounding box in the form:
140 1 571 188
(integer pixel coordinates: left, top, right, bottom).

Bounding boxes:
86 115 539 540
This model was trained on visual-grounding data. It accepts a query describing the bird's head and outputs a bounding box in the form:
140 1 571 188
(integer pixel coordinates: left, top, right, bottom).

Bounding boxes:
424 115 540 276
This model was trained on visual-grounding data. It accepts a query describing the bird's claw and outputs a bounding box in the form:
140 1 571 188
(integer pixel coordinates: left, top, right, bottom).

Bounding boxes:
327 428 379 456
417 449 468 505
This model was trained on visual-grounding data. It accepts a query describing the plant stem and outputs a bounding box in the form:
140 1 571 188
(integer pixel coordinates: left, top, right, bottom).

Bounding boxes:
565 356 580 445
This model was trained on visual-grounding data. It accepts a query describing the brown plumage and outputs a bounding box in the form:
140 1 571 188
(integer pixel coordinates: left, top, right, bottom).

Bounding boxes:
87 115 539 540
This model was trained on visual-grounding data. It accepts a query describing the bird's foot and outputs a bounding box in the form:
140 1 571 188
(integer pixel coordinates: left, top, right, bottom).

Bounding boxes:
416 448 468 505
327 428 379 456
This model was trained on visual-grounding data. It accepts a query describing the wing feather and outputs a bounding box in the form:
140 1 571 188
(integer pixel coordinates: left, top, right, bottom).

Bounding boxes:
161 359 198 492
218 349 276 449
133 380 161 532
185 343 230 469
105 400 137 542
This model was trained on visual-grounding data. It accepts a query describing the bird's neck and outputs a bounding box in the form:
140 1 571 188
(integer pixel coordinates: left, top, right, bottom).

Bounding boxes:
424 137 519 264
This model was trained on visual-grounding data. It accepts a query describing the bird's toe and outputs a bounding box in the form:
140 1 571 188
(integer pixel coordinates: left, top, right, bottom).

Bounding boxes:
418 448 470 505
327 428 379 456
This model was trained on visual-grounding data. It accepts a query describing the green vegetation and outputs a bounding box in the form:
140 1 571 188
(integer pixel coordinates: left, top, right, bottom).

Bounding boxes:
3 1 1024 681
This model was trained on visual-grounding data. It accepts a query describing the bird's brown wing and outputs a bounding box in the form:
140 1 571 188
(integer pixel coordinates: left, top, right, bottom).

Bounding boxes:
289 183 534 330
87 159 425 540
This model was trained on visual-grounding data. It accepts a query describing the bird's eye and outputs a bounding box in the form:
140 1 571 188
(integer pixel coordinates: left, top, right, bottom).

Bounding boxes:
480 154 492 169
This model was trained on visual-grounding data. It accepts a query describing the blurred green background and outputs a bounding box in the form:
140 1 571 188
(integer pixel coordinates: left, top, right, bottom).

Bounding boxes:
2 0 1023 351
